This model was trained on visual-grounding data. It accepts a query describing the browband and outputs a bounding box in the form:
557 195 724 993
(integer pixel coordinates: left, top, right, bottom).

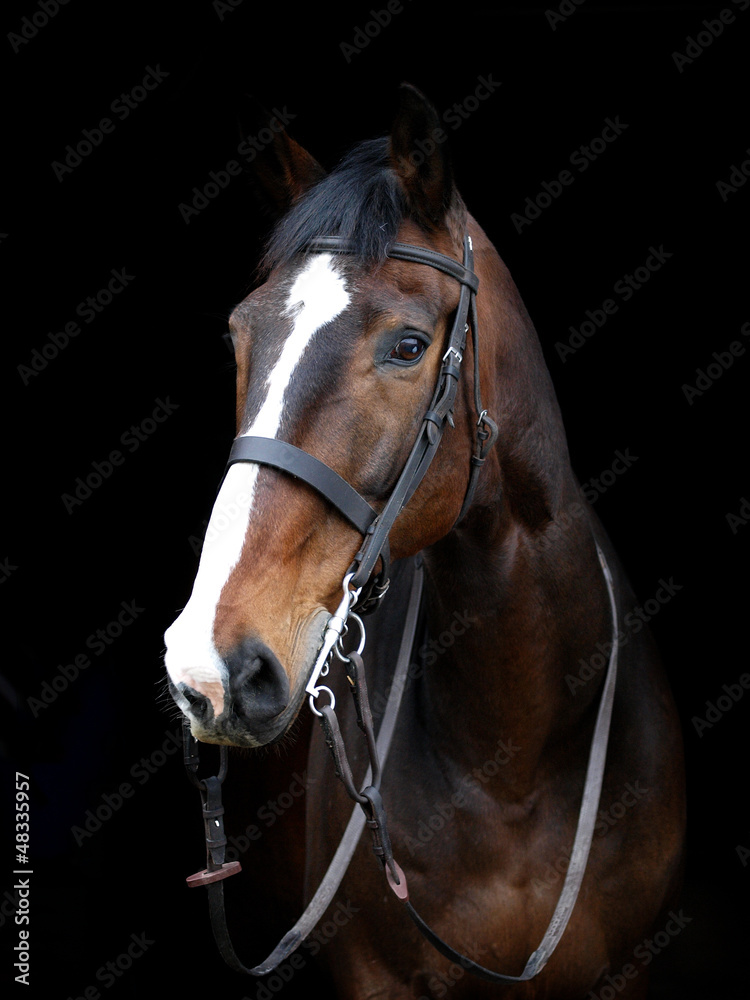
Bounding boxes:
304 237 480 293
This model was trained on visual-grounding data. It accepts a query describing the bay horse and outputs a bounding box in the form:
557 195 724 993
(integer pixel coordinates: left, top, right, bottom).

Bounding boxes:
164 85 685 998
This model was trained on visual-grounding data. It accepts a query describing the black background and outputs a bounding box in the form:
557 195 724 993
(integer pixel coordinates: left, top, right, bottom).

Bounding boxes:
2 1 748 997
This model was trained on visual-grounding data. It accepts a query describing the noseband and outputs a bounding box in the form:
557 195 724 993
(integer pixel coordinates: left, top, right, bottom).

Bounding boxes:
182 234 620 986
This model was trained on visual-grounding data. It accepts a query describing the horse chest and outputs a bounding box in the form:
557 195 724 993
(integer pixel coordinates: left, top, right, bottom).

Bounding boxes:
306 728 609 998
323 838 609 999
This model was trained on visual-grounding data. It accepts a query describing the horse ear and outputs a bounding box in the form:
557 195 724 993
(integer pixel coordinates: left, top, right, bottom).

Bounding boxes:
389 84 454 229
239 99 327 217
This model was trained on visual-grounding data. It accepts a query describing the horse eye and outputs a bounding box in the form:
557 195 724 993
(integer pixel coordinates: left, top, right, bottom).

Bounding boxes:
388 335 427 364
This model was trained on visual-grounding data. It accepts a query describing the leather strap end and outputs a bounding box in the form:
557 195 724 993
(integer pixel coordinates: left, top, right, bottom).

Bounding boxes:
386 859 409 901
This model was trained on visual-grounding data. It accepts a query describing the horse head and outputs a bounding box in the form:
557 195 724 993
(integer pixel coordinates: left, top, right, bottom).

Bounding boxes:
164 86 544 748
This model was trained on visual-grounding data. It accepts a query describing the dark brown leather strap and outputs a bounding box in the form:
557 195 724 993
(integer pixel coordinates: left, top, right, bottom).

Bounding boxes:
349 235 477 588
305 236 480 292
357 542 619 983
309 543 618 986
184 558 425 976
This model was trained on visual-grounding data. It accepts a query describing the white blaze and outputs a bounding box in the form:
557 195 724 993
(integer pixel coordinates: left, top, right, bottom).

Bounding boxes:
164 254 350 711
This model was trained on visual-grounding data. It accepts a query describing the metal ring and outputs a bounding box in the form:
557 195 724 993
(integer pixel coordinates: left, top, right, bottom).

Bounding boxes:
308 685 336 718
333 612 366 663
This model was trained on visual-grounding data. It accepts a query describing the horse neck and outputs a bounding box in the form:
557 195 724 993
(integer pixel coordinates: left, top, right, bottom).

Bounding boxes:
416 236 613 797
419 516 610 794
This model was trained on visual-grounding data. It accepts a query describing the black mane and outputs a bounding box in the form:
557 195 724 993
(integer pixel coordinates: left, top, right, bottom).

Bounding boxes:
260 138 406 273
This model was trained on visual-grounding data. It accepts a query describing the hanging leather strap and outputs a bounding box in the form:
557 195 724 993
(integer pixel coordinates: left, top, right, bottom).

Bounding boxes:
186 540 618 984
184 558 425 976
316 541 619 984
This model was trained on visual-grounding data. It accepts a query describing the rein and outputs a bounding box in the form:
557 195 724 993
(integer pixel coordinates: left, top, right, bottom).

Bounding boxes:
182 234 620 983
183 557 425 976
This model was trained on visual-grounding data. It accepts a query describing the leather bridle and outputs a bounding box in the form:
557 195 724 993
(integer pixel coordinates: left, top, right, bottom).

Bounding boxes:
182 233 620 985
224 234 497 612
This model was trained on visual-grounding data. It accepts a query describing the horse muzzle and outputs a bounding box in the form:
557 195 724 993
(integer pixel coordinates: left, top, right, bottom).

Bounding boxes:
166 610 330 747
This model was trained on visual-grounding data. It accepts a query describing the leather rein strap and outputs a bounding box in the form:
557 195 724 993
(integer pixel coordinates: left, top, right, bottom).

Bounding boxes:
397 542 619 982
183 556 425 976
308 542 619 986
184 544 619 982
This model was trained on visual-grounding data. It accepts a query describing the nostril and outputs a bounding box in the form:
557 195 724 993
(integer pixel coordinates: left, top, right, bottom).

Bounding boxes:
181 684 213 724
226 638 290 724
